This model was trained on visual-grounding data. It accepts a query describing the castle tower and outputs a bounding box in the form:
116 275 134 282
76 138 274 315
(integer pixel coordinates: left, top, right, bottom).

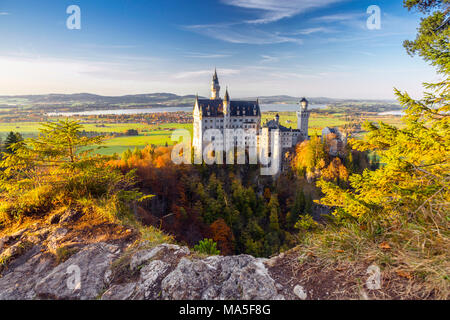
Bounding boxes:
297 97 310 138
211 68 221 100
223 87 230 115
193 94 203 153
223 87 231 152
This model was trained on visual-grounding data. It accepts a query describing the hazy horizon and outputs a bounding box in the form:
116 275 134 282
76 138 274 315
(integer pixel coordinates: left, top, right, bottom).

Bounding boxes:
0 91 399 102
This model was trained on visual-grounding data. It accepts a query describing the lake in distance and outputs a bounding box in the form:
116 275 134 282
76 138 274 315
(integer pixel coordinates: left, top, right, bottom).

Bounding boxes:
47 104 326 116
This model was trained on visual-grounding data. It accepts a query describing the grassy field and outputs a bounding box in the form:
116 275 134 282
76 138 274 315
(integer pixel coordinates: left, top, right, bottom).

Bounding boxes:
0 122 191 135
0 122 44 137
0 112 403 155
100 124 193 155
263 112 349 135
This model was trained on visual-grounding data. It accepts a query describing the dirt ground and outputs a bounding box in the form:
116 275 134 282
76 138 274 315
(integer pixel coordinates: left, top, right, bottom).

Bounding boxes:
266 247 438 300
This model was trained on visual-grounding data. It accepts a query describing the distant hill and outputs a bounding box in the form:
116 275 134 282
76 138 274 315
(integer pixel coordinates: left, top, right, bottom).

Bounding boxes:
0 93 198 106
0 93 398 109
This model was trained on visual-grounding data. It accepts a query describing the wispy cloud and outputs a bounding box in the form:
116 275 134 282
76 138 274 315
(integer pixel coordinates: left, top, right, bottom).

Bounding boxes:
173 68 240 79
260 55 279 63
312 13 364 23
323 31 412 44
184 24 303 45
184 52 232 59
289 27 336 35
183 0 345 44
221 0 344 24
80 44 138 49
311 12 367 30
0 12 10 16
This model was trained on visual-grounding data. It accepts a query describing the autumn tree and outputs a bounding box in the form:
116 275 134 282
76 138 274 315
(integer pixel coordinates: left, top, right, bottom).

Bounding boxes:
304 2 449 298
291 136 327 181
321 157 349 187
317 0 449 222
210 218 234 255
263 187 271 201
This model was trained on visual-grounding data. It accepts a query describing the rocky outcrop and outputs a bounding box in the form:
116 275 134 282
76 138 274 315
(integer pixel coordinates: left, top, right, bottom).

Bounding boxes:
102 246 284 300
0 220 295 300
0 246 54 300
161 255 284 300
35 243 120 300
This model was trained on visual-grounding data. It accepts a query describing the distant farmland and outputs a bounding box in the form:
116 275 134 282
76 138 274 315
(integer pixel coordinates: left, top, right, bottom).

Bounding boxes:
0 112 402 155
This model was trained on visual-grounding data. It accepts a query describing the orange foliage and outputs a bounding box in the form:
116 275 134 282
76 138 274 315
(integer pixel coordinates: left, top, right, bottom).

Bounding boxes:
210 218 234 255
109 145 174 170
263 188 271 201
321 157 349 183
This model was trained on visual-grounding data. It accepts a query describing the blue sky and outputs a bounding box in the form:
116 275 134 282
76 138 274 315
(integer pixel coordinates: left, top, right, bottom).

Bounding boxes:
0 0 441 99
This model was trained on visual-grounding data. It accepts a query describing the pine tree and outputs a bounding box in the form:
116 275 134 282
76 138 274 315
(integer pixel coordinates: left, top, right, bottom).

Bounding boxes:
132 146 142 159
268 195 280 232
122 149 132 162
0 120 108 192
317 0 449 221
403 0 449 74
287 190 305 228
4 131 23 154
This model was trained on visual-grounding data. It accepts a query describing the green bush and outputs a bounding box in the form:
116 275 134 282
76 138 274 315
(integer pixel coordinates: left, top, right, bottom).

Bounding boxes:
4 185 56 219
194 239 221 255
295 214 319 231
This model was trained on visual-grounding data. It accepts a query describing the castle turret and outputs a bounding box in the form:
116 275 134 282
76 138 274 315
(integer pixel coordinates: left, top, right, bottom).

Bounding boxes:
297 97 310 138
223 87 230 115
223 87 231 150
193 93 203 154
211 68 221 100
300 97 308 110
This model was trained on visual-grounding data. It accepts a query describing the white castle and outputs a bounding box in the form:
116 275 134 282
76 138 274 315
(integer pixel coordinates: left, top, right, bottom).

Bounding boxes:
193 70 310 170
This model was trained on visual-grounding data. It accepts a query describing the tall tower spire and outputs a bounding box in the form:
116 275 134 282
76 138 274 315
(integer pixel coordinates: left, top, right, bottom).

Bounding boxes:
223 86 230 115
211 68 221 100
224 86 230 102
297 97 310 138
